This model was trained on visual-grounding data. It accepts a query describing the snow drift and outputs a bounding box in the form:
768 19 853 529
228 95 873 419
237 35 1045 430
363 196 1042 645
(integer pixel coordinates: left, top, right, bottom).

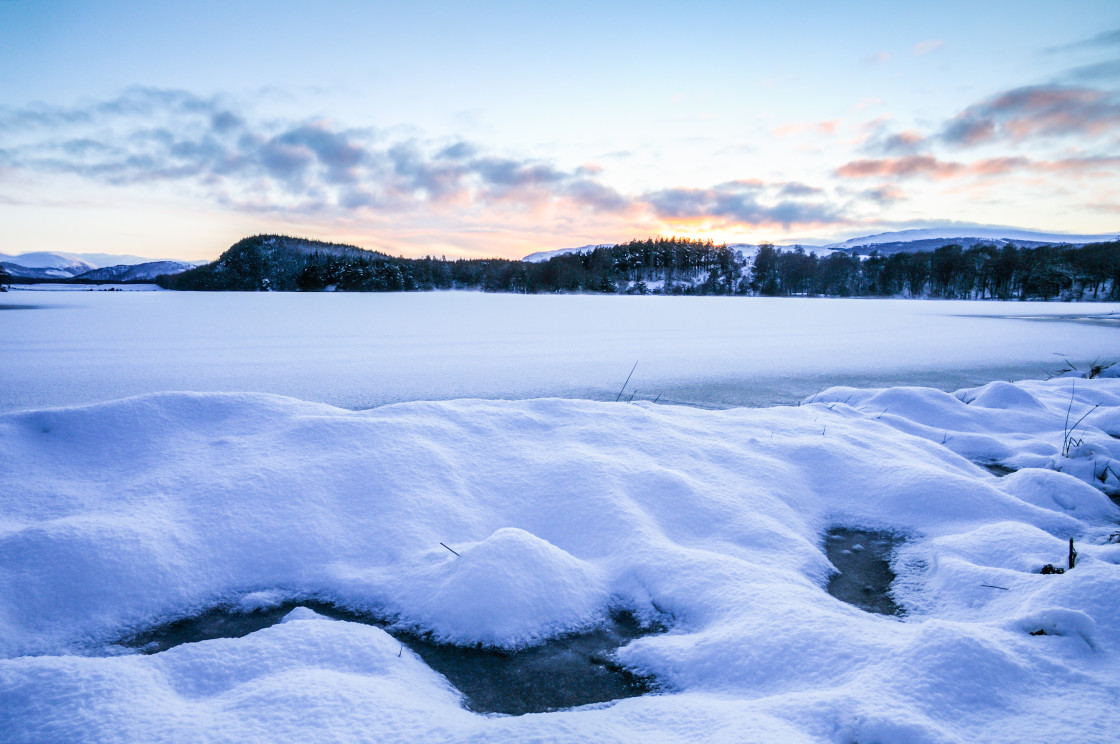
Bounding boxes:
1 381 1119 742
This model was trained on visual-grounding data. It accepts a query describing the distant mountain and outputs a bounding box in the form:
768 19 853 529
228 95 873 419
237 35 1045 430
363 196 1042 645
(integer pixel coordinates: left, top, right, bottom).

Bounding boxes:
75 261 198 282
0 253 96 276
68 252 201 268
0 261 89 280
0 251 205 274
522 244 614 262
825 227 1120 256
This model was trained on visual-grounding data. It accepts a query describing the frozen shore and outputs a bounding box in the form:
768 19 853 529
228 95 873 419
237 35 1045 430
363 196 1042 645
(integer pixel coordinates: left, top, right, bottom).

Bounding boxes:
1 376 1119 743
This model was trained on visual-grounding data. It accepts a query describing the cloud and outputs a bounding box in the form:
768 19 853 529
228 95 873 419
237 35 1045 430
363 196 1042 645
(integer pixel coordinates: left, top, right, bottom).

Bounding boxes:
771 120 842 138
0 89 638 218
913 40 944 56
862 128 926 155
858 185 906 204
836 153 1120 180
2 88 876 234
940 84 1120 146
1045 28 1120 54
1066 58 1120 83
642 181 849 229
0 87 223 133
836 155 963 180
863 51 891 65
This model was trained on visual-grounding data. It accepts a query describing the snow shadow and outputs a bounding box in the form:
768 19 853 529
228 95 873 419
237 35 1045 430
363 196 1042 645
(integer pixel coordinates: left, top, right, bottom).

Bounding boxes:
977 462 1017 477
824 528 905 616
118 600 664 715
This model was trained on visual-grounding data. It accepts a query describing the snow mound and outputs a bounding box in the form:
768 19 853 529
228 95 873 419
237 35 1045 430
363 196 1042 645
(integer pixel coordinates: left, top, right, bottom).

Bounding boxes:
967 380 1047 411
280 606 330 624
395 527 609 647
808 378 1120 496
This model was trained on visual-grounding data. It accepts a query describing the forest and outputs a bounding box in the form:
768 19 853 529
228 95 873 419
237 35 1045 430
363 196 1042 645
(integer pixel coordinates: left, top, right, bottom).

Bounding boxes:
750 241 1120 300
156 234 1120 300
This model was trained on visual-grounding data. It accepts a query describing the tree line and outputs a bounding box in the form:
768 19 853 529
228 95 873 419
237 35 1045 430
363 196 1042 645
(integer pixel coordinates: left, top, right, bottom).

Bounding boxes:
159 236 743 295
751 242 1120 300
156 234 1120 300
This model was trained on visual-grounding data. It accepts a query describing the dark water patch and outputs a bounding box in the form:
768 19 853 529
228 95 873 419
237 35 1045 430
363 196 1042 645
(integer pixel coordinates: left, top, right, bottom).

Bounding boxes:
977 461 1016 477
117 600 663 715
400 613 661 714
120 601 334 653
825 528 904 616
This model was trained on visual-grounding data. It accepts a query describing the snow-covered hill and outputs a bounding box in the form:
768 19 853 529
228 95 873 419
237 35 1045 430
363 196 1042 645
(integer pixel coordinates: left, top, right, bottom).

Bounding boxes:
75 261 197 281
521 244 614 262
0 251 205 275
0 252 96 276
826 227 1119 255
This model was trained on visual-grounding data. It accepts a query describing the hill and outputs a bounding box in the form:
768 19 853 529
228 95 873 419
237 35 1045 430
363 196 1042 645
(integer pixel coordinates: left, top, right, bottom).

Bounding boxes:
75 261 198 282
826 227 1120 256
160 235 396 291
0 254 95 277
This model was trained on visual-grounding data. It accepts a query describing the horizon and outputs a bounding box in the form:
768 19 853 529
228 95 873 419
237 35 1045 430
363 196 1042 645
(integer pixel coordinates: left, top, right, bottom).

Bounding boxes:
2 1 1119 261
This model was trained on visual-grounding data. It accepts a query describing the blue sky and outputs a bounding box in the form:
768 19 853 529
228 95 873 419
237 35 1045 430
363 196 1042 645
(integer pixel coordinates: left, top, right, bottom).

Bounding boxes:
2 0 1118 260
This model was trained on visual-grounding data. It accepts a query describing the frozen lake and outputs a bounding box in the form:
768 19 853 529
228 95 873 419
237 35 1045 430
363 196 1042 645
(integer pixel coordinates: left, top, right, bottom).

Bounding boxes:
1 288 1118 412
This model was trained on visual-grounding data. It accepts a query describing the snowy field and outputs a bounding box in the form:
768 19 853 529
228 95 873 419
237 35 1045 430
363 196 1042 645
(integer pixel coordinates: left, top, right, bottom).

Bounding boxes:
1 378 1119 742
2 290 1120 742
1 290 1118 412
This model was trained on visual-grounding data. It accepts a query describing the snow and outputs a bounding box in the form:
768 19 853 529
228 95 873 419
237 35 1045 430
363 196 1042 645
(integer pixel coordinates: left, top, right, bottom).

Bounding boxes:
0 251 96 273
729 242 839 260
825 226 1119 250
521 243 837 264
522 244 613 262
806 378 1120 498
7 282 165 291
2 291 1118 413
0 251 201 269
2 380 1119 742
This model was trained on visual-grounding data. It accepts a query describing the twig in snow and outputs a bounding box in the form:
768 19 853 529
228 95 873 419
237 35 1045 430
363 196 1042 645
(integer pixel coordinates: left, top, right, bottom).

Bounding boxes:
981 584 1010 590
653 393 661 404
1062 388 1101 456
616 361 638 401
628 390 637 403
1063 380 1075 429
439 542 460 557
398 646 403 657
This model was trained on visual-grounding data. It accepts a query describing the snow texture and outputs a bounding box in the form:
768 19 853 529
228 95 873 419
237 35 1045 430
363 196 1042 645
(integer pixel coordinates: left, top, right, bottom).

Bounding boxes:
2 380 1120 742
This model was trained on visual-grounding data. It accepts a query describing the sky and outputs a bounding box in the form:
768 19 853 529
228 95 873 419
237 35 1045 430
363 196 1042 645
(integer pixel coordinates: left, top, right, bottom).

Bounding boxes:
1 0 1118 261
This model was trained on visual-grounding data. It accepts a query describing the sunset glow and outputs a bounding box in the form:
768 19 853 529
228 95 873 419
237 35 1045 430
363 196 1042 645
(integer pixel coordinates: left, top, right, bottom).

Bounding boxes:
1 1 1118 260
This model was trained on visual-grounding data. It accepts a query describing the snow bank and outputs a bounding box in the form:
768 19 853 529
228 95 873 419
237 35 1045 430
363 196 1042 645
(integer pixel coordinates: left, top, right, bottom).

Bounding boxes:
806 377 1120 497
2 386 1119 742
